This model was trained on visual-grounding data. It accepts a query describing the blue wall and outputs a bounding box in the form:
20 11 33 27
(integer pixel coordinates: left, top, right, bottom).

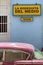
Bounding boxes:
10 0 43 50
41 1 43 47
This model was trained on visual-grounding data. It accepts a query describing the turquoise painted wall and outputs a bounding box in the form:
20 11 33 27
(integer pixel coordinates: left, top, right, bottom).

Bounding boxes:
10 0 43 50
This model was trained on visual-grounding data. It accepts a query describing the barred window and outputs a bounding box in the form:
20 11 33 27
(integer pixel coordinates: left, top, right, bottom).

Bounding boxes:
0 16 7 32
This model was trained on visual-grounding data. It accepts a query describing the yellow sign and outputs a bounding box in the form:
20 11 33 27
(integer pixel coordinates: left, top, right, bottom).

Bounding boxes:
13 4 41 16
21 18 32 21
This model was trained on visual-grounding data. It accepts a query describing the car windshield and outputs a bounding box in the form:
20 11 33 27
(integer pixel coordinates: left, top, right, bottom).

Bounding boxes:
5 50 30 61
33 48 43 60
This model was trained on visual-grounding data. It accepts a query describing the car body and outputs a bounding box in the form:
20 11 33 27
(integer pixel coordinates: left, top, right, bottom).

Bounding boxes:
0 42 43 65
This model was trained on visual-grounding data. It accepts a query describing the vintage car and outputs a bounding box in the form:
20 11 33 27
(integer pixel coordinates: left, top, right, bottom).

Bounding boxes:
0 43 43 65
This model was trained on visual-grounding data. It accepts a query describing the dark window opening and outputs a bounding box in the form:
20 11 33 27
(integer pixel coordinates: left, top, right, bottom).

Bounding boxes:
0 16 7 32
0 51 3 61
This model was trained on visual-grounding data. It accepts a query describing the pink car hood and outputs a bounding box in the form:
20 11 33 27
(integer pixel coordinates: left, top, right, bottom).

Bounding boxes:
0 42 34 53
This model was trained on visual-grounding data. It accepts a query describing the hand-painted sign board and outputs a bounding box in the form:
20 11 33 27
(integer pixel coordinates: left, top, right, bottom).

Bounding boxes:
21 18 32 21
13 4 41 16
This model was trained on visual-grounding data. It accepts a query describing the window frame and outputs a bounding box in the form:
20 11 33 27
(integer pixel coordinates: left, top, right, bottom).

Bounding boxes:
0 16 7 33
5 49 30 61
0 49 31 61
0 49 5 61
